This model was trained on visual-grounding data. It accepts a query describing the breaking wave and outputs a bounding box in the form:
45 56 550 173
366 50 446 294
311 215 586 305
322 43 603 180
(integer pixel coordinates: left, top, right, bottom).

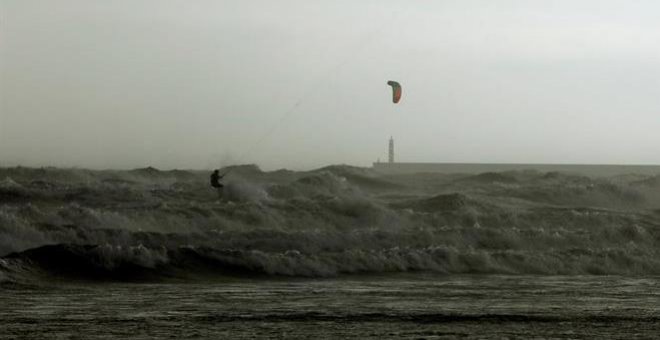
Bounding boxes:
2 165 660 282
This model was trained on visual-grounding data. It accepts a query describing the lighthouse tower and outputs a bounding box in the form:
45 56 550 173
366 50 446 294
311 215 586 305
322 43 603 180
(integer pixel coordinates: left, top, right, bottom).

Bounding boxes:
388 137 394 163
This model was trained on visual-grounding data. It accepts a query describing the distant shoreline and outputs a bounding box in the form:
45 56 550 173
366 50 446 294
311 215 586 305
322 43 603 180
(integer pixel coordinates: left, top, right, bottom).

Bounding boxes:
373 162 660 177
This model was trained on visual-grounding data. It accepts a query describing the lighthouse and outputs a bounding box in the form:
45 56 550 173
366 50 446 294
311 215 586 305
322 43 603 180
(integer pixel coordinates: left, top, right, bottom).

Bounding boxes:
388 137 394 163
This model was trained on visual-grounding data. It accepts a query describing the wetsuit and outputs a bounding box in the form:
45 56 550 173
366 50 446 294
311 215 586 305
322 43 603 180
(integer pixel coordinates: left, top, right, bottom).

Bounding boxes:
210 172 223 188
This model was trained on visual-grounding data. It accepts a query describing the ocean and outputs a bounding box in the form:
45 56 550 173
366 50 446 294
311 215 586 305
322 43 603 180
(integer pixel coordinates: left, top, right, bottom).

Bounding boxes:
2 165 660 338
4 275 660 339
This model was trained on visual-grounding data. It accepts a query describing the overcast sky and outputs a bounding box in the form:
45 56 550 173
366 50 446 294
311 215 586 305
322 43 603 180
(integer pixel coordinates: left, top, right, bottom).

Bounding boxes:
2 0 660 170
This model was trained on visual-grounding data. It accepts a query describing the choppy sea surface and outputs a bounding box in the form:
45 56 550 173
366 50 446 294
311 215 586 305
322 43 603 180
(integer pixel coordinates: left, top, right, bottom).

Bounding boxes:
4 165 660 338
3 274 660 339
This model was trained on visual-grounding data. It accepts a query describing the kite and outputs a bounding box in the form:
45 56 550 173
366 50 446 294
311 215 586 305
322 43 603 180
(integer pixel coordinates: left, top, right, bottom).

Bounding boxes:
387 81 402 104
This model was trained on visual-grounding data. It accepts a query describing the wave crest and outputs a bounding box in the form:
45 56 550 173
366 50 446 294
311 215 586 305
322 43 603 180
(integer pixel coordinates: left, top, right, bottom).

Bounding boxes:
3 166 660 281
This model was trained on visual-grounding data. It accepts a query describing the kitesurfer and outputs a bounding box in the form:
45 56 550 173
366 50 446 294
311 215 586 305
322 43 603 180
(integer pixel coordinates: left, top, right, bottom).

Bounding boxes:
210 169 224 197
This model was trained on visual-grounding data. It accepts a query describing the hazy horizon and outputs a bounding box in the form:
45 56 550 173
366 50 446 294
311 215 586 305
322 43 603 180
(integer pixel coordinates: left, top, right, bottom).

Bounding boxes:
2 0 660 171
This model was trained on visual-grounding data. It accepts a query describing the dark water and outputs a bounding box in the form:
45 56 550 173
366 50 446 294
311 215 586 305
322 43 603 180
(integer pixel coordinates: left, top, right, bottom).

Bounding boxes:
3 274 660 339
4 166 660 338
